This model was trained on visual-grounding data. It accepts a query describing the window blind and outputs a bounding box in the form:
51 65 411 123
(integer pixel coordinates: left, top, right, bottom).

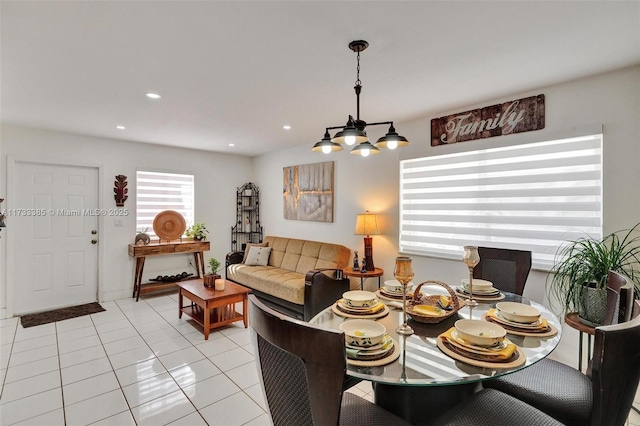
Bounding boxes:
399 134 602 270
136 171 195 237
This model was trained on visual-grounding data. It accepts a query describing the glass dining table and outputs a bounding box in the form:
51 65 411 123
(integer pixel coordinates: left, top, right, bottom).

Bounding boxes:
309 291 562 425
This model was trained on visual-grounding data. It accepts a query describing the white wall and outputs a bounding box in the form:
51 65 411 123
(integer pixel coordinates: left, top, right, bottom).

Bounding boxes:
254 65 640 309
0 125 254 317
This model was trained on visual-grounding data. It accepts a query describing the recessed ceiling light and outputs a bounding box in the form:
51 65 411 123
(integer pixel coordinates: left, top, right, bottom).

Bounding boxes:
228 143 235 147
283 125 291 130
116 125 126 130
145 92 161 99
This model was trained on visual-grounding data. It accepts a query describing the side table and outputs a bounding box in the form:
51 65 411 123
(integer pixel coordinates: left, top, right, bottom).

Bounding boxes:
564 312 595 372
177 279 250 340
343 267 384 290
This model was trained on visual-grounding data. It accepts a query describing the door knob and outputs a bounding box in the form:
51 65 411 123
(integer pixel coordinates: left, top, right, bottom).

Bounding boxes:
91 239 98 244
91 230 97 235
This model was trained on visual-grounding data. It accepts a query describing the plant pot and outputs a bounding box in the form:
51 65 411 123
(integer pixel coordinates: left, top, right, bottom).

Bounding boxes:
204 274 221 288
577 283 607 326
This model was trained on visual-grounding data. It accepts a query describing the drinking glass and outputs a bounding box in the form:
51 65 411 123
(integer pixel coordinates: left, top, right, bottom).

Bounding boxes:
462 246 480 307
394 256 415 335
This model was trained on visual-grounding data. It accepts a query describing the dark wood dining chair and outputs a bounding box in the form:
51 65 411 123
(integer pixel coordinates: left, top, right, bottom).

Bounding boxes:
474 247 532 295
483 299 640 426
248 295 411 426
604 270 634 325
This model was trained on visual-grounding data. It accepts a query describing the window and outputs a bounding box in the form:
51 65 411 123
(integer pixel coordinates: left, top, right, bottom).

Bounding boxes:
399 134 603 270
136 171 194 237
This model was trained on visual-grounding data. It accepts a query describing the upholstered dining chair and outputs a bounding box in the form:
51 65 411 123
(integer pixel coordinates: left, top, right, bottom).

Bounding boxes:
474 247 532 295
248 294 411 426
483 299 640 426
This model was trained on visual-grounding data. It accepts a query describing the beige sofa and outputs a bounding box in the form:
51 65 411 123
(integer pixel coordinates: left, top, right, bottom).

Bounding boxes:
225 236 351 320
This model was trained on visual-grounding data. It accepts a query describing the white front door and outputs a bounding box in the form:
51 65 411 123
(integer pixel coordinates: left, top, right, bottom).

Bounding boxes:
12 162 99 314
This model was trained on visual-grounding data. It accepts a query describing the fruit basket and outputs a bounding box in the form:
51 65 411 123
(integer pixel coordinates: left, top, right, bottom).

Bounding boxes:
407 280 465 324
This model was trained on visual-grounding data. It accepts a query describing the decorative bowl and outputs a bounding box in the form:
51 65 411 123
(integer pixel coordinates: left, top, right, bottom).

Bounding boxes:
496 302 541 323
454 319 506 347
383 280 414 293
339 320 386 347
461 278 494 291
342 290 378 308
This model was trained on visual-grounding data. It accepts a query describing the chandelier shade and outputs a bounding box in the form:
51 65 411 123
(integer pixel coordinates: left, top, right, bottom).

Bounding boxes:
312 131 343 153
350 141 381 156
375 125 410 150
312 40 410 157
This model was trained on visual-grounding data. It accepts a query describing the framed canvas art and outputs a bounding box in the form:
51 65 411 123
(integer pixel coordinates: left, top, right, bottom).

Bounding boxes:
283 161 333 222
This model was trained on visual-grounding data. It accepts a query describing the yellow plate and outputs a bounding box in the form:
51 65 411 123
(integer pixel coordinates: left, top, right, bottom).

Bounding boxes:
412 305 446 317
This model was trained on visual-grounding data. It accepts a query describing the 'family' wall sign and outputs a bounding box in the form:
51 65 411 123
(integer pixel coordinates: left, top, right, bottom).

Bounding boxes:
431 94 545 146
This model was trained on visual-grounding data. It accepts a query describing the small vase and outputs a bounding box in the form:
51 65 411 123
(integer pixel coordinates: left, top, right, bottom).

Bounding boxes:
204 274 221 288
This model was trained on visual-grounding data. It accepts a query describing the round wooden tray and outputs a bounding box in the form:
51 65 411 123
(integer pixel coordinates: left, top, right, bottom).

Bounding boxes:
153 210 186 241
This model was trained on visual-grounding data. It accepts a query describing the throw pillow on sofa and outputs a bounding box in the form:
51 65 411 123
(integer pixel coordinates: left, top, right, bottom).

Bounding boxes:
242 242 269 263
245 246 272 266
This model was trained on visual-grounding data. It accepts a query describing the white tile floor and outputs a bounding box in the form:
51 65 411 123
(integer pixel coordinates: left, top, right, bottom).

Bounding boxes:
0 293 638 425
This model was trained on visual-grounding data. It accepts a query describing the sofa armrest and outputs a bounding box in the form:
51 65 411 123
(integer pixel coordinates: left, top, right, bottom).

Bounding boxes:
304 268 350 321
225 251 244 279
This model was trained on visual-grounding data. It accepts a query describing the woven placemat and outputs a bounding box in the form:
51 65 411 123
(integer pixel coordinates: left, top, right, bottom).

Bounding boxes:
20 302 105 328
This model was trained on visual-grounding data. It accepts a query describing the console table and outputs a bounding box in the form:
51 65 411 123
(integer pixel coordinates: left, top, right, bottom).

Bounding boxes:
128 240 210 301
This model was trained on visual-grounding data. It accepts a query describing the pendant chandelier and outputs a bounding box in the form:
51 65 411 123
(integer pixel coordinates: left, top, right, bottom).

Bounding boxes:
312 40 410 157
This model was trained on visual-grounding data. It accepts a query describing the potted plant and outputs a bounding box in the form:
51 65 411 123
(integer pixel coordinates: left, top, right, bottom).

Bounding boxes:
204 257 221 288
547 223 640 326
186 222 209 241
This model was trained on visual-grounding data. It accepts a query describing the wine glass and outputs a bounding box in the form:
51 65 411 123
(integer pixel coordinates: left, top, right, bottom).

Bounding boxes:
462 246 480 307
394 256 415 335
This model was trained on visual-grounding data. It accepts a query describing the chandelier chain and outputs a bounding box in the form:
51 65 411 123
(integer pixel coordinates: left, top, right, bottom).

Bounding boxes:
355 50 361 87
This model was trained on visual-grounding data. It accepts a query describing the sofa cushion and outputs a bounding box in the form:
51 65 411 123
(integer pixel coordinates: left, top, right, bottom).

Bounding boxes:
227 263 305 305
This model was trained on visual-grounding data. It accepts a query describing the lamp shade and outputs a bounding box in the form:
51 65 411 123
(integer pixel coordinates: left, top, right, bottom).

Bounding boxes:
354 211 381 236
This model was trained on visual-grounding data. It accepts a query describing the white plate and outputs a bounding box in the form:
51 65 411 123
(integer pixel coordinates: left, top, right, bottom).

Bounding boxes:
493 311 544 329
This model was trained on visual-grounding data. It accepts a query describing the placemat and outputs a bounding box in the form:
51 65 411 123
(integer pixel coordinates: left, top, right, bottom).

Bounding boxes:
332 302 390 319
437 336 526 369
483 314 558 337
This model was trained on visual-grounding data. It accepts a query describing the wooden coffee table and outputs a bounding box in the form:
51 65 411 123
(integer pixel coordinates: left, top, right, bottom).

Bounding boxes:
176 279 250 339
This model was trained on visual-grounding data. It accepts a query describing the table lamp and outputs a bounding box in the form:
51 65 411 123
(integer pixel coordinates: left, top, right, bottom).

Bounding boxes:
354 211 381 271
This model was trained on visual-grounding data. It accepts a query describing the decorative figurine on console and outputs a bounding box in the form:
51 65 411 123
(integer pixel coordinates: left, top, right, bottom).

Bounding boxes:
360 257 367 273
352 251 360 271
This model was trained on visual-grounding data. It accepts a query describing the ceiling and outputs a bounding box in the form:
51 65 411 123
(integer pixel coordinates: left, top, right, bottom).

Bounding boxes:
2 1 639 157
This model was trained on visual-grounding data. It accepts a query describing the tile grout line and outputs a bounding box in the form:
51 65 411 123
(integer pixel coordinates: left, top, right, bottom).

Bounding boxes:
55 321 67 426
0 320 18 402
91 299 140 425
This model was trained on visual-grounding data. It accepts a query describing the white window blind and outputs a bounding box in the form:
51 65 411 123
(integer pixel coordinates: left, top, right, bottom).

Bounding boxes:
399 134 603 270
136 171 194 237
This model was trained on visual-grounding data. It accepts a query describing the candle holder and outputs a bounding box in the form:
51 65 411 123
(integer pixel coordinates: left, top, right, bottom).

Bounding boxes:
394 256 415 336
463 246 480 307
